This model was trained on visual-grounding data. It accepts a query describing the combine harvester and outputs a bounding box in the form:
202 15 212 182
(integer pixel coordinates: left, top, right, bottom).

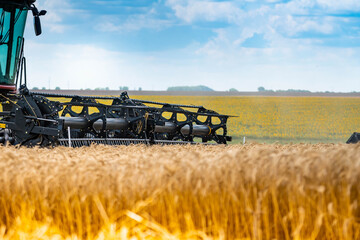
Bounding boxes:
0 0 232 147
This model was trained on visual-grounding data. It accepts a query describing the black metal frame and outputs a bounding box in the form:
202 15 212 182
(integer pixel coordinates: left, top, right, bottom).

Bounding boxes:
0 89 233 146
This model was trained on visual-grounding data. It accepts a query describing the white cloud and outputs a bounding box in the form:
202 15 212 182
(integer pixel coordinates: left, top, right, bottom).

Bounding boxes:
26 42 129 89
316 0 360 11
34 0 83 33
166 0 243 23
97 14 172 32
25 42 200 91
271 15 334 36
96 4 172 33
187 0 344 59
191 14 360 91
276 0 360 14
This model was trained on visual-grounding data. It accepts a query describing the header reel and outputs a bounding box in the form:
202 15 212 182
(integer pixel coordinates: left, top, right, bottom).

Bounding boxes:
0 87 232 147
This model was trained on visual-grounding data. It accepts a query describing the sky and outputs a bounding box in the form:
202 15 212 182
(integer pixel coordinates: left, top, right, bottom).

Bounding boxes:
22 0 360 92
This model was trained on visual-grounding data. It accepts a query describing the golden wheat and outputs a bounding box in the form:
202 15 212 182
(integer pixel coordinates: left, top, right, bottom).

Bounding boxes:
0 144 359 239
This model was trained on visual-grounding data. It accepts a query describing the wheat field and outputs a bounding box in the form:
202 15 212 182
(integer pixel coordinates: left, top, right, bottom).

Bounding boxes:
3 95 360 142
130 96 360 142
30 95 360 143
0 143 359 239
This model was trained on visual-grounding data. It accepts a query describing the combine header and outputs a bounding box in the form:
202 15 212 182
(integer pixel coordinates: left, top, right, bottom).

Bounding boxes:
0 0 232 147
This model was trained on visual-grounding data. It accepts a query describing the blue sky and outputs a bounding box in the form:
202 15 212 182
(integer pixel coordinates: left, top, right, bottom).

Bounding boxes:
23 0 360 91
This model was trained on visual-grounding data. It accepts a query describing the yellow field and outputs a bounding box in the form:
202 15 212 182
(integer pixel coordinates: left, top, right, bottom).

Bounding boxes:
129 96 360 142
0 144 359 239
3 95 360 142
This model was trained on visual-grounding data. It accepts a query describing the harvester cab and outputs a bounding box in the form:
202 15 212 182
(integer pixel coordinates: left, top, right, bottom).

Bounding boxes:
0 0 45 96
0 1 26 93
0 0 233 147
